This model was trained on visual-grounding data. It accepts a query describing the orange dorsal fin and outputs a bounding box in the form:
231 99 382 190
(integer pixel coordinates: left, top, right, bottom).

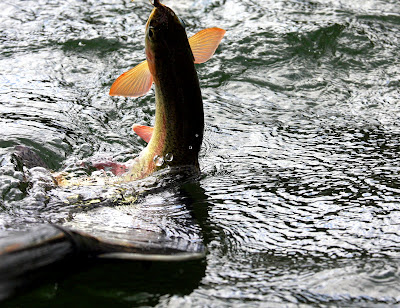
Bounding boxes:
189 27 226 64
109 60 153 97
132 124 154 143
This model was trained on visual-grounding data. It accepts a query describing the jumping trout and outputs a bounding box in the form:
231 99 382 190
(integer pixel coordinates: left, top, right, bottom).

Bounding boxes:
57 0 225 186
110 0 225 181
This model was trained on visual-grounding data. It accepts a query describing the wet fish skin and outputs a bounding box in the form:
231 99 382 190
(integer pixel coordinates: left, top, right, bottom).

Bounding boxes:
110 2 225 181
56 2 225 186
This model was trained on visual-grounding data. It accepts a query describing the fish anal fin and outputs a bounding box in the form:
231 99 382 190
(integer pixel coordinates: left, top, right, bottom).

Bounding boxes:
132 124 154 143
92 162 128 176
189 27 226 64
109 60 153 97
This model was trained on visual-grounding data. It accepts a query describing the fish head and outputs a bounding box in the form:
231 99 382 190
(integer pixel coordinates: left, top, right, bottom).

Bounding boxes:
144 1 191 77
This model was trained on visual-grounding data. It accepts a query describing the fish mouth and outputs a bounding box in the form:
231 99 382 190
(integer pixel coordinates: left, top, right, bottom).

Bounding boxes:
147 0 176 31
151 0 162 8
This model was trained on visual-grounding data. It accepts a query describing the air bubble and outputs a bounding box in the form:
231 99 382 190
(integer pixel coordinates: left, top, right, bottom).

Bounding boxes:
189 146 193 150
165 153 173 162
153 155 164 166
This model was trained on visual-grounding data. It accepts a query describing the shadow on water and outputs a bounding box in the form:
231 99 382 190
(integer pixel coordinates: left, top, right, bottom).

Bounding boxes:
5 259 206 307
2 179 210 307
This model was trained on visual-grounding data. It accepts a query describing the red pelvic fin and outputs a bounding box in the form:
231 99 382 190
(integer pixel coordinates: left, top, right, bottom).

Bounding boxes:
132 124 154 143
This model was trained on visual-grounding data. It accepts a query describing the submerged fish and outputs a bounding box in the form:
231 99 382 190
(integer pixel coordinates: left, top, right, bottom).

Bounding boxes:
57 0 225 186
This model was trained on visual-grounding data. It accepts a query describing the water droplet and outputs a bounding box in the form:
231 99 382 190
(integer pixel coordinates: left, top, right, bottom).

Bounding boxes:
153 155 164 166
165 153 173 162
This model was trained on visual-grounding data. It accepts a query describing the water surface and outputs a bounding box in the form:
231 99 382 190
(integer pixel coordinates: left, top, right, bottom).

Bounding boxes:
1 0 400 306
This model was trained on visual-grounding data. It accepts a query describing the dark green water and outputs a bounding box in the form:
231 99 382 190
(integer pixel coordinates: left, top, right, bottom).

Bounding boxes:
1 0 400 306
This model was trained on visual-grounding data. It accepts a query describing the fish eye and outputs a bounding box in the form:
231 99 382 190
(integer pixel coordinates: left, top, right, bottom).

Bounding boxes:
148 27 154 39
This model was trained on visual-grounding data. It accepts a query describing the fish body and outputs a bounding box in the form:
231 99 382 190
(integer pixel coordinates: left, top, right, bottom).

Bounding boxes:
110 1 225 182
126 3 202 180
57 1 225 186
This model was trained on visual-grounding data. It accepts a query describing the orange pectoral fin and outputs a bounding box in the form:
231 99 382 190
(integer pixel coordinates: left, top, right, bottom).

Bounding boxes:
189 27 226 64
109 60 153 97
132 124 154 143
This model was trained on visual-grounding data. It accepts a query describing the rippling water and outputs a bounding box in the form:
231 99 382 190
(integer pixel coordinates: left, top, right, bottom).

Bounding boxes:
1 0 400 306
